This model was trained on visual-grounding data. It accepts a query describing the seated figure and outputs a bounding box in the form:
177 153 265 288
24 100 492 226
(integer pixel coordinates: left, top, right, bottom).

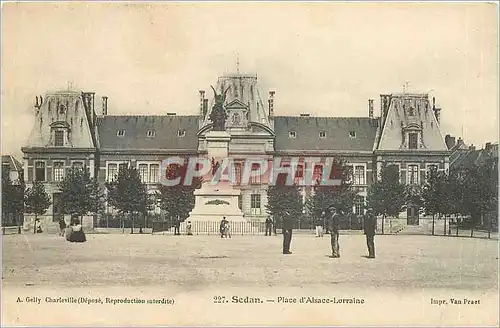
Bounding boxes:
67 219 87 243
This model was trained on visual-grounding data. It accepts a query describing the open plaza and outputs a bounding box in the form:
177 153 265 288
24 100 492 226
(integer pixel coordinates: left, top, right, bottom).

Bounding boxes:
2 232 498 326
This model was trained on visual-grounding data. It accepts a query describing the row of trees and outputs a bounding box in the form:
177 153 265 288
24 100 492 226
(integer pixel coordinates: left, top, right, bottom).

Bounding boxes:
265 158 498 235
3 156 497 235
1 163 202 234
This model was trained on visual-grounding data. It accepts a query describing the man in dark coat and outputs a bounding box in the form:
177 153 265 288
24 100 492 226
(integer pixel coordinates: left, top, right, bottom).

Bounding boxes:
174 217 181 235
219 217 227 238
364 209 377 258
329 206 340 258
282 210 293 254
265 216 273 236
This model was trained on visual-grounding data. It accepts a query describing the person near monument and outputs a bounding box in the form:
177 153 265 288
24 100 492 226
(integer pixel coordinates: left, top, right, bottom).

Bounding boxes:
329 206 340 258
59 217 67 237
282 210 293 254
174 217 181 236
363 209 377 258
220 217 228 238
186 221 193 236
265 216 273 236
315 214 324 237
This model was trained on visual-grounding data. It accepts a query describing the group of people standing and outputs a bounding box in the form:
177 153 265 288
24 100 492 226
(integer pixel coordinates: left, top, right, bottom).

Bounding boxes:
279 206 377 259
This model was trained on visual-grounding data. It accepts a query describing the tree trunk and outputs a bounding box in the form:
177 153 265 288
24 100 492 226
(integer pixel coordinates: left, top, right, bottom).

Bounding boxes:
488 214 491 239
443 215 447 236
131 213 134 234
17 212 21 234
432 214 435 236
456 216 459 236
33 215 37 234
381 214 385 235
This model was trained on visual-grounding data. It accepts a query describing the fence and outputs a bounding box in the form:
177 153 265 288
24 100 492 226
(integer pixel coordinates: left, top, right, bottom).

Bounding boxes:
98 214 155 229
153 220 268 235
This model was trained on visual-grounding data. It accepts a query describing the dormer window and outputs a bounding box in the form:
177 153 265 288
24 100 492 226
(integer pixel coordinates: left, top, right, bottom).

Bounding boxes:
409 133 418 149
54 131 64 146
289 131 297 138
177 130 186 137
50 121 70 147
319 131 326 138
117 130 125 137
349 131 356 138
147 130 156 137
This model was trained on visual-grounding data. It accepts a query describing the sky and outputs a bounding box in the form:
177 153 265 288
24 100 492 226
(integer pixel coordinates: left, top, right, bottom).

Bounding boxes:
1 2 498 159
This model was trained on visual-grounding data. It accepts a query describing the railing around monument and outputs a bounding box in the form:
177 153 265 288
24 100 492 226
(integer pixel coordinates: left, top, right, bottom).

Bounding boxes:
152 220 267 235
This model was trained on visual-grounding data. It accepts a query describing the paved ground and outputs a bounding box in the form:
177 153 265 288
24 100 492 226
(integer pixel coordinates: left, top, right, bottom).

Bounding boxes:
2 233 499 326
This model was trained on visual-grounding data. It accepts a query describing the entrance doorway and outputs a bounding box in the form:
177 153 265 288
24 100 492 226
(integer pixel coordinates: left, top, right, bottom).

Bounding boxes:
407 206 419 225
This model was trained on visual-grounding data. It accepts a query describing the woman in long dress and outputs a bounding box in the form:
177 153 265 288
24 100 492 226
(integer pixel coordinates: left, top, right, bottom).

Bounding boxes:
68 219 86 243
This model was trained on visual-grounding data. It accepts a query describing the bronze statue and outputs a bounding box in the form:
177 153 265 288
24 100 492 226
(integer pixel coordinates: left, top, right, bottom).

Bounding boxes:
209 85 230 131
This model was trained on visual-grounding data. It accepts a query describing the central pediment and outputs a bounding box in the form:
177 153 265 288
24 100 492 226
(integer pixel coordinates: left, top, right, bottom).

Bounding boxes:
225 99 249 110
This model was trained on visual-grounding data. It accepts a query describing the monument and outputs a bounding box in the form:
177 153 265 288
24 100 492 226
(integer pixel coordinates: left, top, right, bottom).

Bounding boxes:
187 87 245 222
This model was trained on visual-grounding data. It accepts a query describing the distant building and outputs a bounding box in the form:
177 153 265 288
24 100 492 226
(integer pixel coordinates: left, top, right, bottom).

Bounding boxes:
2 154 23 183
21 72 453 229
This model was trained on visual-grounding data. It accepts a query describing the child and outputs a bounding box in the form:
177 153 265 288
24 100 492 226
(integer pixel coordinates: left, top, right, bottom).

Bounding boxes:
186 221 193 236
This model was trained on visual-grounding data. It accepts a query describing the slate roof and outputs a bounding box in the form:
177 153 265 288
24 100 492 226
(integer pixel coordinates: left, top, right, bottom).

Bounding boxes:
273 116 378 152
97 115 199 150
450 147 497 169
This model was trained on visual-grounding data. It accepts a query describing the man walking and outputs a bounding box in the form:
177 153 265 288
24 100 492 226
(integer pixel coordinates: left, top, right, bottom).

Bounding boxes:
329 206 340 258
282 210 293 254
364 209 377 258
265 216 273 236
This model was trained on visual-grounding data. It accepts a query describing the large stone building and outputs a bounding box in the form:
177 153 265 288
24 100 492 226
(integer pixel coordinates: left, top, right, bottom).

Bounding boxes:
21 72 451 229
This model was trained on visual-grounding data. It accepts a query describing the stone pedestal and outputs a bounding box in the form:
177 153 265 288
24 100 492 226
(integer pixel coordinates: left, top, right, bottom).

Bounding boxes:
188 131 245 222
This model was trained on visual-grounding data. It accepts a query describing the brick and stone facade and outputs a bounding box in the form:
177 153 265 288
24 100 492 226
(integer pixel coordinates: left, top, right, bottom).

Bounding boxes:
21 73 451 229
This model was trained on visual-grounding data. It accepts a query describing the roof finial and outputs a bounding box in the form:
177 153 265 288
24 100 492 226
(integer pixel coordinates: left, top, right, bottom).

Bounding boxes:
236 53 240 75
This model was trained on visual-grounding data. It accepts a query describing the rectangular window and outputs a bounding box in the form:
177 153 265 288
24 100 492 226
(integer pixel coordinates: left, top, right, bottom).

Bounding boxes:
53 161 65 181
426 164 438 182
354 165 365 185
177 130 186 137
319 131 326 138
250 164 261 184
313 165 323 182
138 164 148 183
233 163 242 185
35 162 45 181
349 131 356 138
295 165 304 178
107 164 117 182
289 131 296 138
118 163 128 172
117 130 125 137
408 164 419 185
54 131 64 146
149 164 159 183
409 133 418 149
250 194 261 215
354 196 365 215
72 161 83 170
238 194 242 210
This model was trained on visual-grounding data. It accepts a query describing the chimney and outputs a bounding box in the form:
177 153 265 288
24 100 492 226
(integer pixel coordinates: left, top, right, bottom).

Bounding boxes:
203 99 208 116
368 99 374 118
199 90 205 116
102 96 108 116
300 113 310 117
432 96 441 124
268 91 275 116
445 134 456 150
